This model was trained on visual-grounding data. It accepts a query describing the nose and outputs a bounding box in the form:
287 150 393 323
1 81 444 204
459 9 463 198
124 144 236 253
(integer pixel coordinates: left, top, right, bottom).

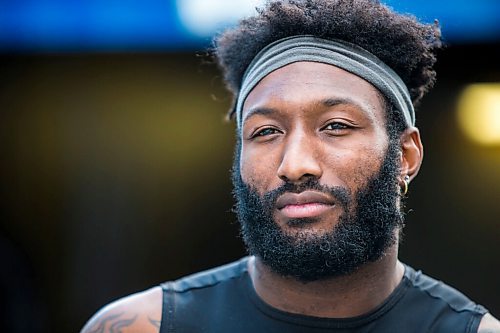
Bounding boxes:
277 133 322 183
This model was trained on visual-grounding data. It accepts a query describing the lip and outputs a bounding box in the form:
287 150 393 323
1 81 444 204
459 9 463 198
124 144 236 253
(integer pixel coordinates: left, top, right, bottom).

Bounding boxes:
276 191 335 219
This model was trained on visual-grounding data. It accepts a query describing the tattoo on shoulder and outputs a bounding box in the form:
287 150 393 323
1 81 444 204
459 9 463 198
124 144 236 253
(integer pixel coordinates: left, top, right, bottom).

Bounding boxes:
148 317 161 329
86 312 138 333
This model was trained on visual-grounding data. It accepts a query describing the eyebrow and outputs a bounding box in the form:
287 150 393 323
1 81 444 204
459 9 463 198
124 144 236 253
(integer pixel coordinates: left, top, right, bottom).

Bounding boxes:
242 106 277 124
242 97 371 124
320 97 364 109
320 97 375 122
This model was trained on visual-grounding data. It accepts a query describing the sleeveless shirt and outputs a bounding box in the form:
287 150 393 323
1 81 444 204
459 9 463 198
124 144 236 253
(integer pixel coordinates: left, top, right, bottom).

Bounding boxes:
159 257 487 333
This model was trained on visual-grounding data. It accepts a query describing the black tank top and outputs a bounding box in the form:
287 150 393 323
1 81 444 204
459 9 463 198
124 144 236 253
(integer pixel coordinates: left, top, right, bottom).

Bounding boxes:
159 257 487 333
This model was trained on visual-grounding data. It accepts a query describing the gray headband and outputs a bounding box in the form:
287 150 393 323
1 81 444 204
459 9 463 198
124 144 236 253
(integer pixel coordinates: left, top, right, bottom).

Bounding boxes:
235 35 415 129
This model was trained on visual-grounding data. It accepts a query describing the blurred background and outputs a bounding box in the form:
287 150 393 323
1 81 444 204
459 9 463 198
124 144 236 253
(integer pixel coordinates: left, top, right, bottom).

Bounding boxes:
0 0 499 332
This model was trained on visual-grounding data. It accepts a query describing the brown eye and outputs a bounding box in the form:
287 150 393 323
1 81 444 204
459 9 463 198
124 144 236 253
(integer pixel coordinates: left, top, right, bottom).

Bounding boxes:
323 122 349 131
254 127 279 137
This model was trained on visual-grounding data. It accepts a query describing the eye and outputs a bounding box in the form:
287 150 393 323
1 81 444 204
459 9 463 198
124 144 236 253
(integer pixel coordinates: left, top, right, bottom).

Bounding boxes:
252 127 281 138
322 122 351 132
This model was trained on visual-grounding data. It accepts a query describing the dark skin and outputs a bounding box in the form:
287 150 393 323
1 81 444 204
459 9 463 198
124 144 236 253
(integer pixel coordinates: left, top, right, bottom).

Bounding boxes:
79 287 162 332
240 62 414 317
80 62 499 333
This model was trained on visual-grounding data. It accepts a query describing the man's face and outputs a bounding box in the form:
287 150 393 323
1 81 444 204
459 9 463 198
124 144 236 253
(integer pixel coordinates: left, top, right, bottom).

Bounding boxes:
234 62 404 281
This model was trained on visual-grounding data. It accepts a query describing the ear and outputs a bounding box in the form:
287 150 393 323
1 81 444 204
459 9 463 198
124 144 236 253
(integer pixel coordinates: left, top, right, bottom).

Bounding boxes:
399 127 424 182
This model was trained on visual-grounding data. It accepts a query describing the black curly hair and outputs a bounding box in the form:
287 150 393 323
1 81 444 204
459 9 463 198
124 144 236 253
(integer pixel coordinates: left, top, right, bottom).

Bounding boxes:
213 0 441 134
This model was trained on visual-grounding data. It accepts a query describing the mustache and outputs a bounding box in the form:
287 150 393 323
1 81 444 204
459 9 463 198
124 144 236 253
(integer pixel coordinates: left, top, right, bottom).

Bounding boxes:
261 177 351 211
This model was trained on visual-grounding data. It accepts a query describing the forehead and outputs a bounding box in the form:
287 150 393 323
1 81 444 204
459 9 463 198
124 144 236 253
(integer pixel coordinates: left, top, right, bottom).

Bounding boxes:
241 61 386 125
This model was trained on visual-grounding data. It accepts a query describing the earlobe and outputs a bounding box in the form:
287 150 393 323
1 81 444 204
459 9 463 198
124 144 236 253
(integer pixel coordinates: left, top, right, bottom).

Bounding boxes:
399 127 424 182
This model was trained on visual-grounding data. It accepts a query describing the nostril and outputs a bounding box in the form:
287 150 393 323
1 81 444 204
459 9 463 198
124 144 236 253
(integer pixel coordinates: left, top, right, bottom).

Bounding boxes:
279 174 289 182
279 173 318 185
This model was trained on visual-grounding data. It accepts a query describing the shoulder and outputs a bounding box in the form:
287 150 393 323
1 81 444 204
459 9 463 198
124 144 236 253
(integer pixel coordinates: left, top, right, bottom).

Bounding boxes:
478 313 500 333
79 258 249 333
170 256 250 293
80 286 163 333
405 265 486 314
402 265 489 332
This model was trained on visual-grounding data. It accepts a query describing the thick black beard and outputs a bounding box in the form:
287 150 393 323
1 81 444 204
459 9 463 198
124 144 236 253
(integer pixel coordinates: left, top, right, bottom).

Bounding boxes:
232 141 404 282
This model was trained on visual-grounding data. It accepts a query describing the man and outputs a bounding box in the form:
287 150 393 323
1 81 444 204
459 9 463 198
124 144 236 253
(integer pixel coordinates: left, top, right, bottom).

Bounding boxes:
81 0 499 332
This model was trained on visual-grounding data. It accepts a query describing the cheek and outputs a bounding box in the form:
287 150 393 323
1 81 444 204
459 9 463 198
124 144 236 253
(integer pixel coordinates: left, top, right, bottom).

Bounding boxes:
323 143 386 190
240 145 280 193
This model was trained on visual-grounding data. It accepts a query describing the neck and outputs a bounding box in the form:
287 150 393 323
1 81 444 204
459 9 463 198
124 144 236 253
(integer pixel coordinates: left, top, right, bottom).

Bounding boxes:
248 244 404 318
